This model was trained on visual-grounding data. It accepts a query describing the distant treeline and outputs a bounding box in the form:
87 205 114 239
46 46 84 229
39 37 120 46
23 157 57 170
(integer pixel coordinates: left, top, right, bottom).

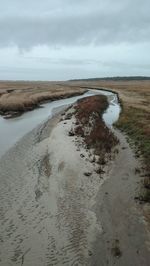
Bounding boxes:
70 76 150 82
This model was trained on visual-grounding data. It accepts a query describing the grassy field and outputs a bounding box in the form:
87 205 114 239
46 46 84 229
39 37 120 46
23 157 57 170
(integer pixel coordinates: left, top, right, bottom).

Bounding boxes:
0 81 86 117
65 79 150 202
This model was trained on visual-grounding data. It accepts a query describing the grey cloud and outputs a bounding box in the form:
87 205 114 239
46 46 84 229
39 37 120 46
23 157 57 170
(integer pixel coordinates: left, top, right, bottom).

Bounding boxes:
21 54 150 71
0 0 150 49
0 0 150 80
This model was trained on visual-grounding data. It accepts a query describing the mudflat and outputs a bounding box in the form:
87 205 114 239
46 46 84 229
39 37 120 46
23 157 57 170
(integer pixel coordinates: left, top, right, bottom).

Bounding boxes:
0 95 149 265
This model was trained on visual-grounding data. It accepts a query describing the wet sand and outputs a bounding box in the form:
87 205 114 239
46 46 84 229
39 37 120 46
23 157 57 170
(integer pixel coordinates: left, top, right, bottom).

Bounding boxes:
0 109 103 265
91 129 150 265
0 105 150 265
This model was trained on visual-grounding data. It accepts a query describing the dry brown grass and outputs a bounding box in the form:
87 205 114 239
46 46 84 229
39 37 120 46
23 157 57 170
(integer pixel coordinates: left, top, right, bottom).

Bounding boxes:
65 80 150 111
0 81 86 116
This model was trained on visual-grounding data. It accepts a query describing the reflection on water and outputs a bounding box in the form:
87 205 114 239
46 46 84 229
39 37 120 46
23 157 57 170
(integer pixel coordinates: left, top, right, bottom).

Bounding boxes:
0 89 120 158
103 93 120 126
90 89 120 126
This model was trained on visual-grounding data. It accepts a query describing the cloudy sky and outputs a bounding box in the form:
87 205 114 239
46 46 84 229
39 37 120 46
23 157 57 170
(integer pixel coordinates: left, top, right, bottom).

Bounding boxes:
0 0 150 80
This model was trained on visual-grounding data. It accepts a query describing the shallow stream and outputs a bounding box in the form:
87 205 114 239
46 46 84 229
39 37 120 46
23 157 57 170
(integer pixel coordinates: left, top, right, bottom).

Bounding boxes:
0 89 120 158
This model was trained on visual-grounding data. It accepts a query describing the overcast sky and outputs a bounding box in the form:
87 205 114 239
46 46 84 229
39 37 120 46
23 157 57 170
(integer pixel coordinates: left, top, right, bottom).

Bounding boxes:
0 0 150 80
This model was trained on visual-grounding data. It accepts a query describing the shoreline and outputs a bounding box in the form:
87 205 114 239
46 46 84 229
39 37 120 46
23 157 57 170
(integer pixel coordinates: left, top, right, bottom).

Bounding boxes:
0 96 150 265
64 81 150 204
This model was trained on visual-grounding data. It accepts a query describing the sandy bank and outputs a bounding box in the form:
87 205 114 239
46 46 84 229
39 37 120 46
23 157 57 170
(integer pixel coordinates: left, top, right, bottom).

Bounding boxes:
0 106 105 265
0 96 150 265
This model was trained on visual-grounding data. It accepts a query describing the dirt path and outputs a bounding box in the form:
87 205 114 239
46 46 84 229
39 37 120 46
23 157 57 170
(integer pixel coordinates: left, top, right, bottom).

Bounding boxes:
0 107 150 265
91 129 150 265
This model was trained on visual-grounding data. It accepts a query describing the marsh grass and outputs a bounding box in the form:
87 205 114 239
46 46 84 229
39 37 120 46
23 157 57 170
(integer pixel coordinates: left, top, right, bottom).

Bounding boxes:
0 83 86 116
116 105 150 202
65 80 150 203
74 95 118 164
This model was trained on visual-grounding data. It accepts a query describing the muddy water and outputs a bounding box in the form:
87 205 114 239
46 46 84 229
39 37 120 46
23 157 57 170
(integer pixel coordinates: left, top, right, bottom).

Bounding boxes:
0 89 120 158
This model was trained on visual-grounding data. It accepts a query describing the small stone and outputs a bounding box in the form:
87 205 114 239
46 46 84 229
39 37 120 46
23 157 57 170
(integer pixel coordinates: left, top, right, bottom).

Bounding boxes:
84 172 92 177
68 130 74 136
88 250 93 256
122 146 127 150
